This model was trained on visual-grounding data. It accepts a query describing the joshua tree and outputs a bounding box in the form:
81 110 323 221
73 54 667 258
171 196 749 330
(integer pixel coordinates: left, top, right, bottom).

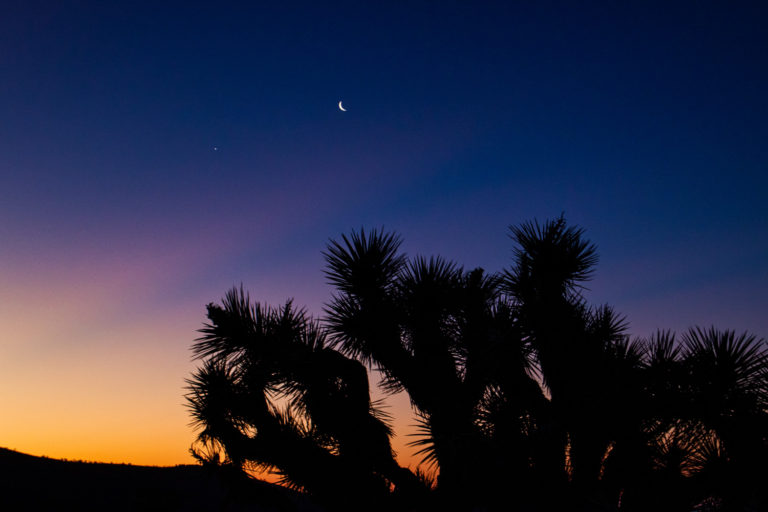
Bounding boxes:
322 227 559 509
186 290 425 510
187 218 767 511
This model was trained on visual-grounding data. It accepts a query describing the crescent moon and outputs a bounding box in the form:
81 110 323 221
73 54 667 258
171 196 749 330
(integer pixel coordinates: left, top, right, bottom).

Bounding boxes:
338 101 347 112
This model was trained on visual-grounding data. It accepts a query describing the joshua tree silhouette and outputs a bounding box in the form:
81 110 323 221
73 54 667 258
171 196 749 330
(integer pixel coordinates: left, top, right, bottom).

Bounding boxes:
187 217 767 511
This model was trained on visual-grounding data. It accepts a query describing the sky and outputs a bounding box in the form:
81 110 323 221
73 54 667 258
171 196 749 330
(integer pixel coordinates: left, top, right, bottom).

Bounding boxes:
1 1 766 468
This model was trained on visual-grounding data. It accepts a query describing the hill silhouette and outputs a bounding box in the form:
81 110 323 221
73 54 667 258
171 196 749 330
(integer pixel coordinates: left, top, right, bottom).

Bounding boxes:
0 447 324 511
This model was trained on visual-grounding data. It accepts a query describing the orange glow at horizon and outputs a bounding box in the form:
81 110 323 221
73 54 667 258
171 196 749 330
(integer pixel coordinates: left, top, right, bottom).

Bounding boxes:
0 245 426 474
0 279 424 470
1 371 423 470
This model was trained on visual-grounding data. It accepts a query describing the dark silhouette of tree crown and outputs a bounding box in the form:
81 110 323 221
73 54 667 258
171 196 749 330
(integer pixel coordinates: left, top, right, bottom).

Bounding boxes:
187 218 767 512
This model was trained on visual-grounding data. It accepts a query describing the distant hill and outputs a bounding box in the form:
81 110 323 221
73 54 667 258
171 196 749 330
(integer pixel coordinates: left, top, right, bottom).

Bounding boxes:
0 447 324 511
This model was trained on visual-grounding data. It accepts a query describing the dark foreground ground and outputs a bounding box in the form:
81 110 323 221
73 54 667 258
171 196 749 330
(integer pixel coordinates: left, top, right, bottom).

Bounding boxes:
0 447 325 511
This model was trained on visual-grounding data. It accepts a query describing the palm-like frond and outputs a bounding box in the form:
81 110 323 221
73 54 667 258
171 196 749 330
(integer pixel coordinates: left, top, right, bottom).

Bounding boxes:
687 432 728 476
649 420 718 478
190 437 227 466
324 292 404 367
505 216 598 301
637 331 687 422
323 228 405 297
398 255 460 294
680 327 768 437
323 232 408 370
442 268 504 374
397 256 461 356
586 305 629 346
192 286 260 361
185 358 245 436
682 327 767 406
192 286 308 366
644 330 680 367
474 384 540 441
406 412 440 471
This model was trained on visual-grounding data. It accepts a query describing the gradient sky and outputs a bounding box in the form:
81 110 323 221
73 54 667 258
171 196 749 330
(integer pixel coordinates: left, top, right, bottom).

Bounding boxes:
1 1 766 468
